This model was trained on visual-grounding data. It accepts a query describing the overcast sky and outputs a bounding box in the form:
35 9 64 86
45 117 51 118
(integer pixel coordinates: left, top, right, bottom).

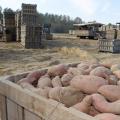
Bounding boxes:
0 0 120 24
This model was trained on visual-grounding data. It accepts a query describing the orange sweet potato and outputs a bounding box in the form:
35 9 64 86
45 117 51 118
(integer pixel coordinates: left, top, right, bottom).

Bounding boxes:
49 86 85 107
72 95 92 114
108 75 118 85
94 113 120 120
18 81 36 90
67 67 83 76
70 75 108 94
90 66 112 79
61 74 74 86
17 78 36 85
77 63 89 70
32 88 49 98
37 74 52 89
92 94 120 114
101 62 113 69
47 64 68 77
89 106 101 117
113 70 120 79
27 70 46 83
97 85 120 102
52 76 62 87
85 64 101 74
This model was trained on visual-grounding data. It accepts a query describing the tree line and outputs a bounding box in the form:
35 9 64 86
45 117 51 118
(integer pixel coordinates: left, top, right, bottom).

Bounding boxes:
37 12 82 33
0 7 83 33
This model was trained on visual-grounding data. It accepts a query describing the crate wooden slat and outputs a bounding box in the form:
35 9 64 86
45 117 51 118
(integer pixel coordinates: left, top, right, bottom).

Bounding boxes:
6 98 23 120
0 63 97 120
0 95 7 120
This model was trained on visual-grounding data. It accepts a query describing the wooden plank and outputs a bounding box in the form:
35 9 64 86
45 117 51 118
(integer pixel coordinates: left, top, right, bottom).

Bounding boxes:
0 94 7 120
7 98 23 120
24 109 42 120
0 79 48 119
45 99 97 120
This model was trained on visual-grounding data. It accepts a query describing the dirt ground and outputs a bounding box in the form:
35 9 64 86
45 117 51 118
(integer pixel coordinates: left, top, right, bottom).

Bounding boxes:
0 38 120 76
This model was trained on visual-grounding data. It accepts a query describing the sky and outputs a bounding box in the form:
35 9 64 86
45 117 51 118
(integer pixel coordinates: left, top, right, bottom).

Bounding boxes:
0 0 120 24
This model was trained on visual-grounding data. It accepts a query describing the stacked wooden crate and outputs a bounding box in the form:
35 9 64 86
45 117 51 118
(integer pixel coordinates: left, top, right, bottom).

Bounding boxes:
21 3 37 25
2 11 16 42
15 11 21 42
21 3 42 48
98 39 120 53
21 24 42 49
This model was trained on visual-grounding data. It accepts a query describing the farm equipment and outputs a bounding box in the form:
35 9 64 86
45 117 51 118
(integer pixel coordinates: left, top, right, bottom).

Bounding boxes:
71 22 103 39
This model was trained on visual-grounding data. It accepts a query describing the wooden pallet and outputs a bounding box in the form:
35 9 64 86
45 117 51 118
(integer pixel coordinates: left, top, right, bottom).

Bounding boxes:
0 63 97 120
98 39 120 53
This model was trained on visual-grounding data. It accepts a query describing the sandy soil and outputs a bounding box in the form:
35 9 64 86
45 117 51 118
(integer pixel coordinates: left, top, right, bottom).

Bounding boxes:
0 38 120 76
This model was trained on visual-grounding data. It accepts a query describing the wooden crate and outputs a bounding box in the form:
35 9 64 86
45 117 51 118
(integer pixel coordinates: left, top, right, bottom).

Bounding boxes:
21 25 42 48
21 3 38 25
0 63 97 120
3 12 15 28
98 39 120 53
22 3 37 15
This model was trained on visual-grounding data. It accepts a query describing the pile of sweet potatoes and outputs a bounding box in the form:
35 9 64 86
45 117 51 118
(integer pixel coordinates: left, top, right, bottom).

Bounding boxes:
17 62 120 120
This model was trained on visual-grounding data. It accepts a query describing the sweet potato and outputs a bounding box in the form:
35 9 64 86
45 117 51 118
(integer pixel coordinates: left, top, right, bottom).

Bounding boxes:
32 88 49 98
27 70 46 83
90 66 112 79
52 76 62 87
67 67 83 76
108 75 118 85
49 87 61 101
113 70 120 79
97 85 120 102
61 74 74 86
89 106 100 116
92 94 120 114
70 75 108 94
85 64 101 74
17 78 36 85
18 81 36 91
101 62 113 69
72 95 92 114
111 64 120 72
49 86 85 107
77 63 89 71
47 64 68 77
19 82 49 98
94 113 120 120
37 74 52 89
89 63 101 70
